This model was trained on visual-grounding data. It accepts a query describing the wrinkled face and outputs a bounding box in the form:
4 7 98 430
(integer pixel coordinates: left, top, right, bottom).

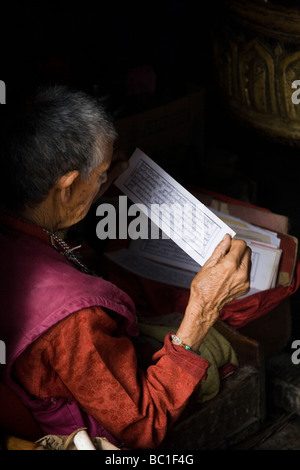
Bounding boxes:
61 138 114 228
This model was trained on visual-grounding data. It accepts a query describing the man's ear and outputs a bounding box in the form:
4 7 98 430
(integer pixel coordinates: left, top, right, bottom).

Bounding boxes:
55 170 80 203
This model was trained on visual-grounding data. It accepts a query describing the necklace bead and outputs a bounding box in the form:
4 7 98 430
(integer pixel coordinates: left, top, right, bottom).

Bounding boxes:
43 229 93 274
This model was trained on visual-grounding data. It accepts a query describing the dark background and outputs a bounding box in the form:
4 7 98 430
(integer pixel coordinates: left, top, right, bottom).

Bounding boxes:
1 0 300 338
1 2 211 108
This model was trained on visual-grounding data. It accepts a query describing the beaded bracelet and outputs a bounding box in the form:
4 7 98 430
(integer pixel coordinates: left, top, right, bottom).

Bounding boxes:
171 334 191 351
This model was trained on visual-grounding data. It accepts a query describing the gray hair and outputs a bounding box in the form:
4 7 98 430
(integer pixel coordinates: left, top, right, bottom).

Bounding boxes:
0 84 117 212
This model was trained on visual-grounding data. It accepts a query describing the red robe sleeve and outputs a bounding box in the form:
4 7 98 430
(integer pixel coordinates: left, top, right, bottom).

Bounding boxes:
13 306 209 449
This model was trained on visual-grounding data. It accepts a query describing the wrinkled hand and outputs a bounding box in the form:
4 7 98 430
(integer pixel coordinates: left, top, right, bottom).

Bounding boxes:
176 234 251 351
190 233 251 315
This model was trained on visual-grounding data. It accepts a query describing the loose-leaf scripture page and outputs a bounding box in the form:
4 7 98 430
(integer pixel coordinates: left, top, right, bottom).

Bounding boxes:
114 148 236 267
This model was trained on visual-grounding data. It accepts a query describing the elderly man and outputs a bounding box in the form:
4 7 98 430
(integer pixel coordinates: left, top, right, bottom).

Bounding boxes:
0 85 251 449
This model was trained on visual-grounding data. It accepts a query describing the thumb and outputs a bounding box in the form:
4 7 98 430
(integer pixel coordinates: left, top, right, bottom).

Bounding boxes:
205 233 232 266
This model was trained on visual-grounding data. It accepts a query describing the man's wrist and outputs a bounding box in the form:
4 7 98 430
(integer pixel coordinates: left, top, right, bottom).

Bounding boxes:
176 307 217 352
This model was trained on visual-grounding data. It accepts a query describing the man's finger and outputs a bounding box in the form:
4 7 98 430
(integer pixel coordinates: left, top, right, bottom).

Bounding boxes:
226 238 249 263
239 245 252 275
205 233 232 266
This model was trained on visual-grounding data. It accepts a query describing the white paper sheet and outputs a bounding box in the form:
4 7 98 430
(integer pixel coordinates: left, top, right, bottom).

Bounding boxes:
128 236 282 292
246 241 282 290
105 249 195 289
114 148 236 266
211 209 281 248
129 238 201 272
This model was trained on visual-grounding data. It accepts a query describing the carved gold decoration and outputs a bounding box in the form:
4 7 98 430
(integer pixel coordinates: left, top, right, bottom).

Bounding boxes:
213 0 300 145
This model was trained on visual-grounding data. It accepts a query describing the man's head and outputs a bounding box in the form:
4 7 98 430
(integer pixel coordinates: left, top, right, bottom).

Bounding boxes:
0 84 117 217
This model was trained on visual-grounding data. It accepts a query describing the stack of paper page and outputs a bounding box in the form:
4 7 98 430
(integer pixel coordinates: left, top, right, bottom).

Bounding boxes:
124 211 282 295
210 209 282 293
106 148 282 296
